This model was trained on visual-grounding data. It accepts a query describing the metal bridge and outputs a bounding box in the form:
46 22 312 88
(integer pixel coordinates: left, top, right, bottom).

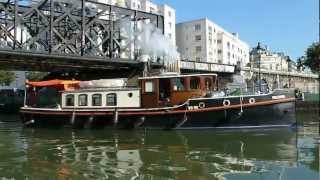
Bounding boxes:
0 0 164 72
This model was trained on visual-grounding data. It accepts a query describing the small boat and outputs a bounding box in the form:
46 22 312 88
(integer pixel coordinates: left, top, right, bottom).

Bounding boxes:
20 73 296 129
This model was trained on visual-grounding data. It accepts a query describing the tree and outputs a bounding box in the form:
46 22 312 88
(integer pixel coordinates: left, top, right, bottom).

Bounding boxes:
0 71 15 86
26 71 48 81
296 56 305 72
304 43 320 73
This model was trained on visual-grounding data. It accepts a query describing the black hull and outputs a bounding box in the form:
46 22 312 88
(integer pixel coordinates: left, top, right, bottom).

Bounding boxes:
20 99 296 130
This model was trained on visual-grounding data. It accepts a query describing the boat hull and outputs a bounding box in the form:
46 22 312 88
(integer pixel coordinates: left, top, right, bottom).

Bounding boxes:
20 90 296 130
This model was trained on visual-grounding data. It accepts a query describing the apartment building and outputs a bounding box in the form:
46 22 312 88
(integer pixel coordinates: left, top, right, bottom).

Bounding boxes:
96 0 176 44
176 18 249 66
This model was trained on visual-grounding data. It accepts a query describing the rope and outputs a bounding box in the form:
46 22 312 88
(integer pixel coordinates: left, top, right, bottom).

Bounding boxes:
240 95 243 113
175 102 189 129
239 87 244 115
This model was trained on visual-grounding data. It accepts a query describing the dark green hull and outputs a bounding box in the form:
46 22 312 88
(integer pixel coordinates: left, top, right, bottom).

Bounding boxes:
0 90 24 113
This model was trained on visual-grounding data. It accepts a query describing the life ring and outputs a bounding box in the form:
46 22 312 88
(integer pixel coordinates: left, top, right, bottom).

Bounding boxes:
223 99 231 107
249 98 256 104
198 102 206 109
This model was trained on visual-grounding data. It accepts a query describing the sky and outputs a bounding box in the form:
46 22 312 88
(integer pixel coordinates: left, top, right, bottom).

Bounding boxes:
154 0 319 60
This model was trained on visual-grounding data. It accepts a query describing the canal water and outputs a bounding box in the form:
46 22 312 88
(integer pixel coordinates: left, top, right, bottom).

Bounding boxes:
0 110 319 180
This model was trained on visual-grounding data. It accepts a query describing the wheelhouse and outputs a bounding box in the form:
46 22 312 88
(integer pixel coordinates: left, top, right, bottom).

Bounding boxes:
139 73 217 108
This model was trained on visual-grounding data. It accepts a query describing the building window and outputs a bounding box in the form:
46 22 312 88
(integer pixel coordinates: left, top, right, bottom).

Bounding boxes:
196 46 202 52
92 94 102 106
145 81 154 93
168 33 172 39
195 35 201 41
196 57 201 62
217 39 222 44
106 93 117 106
65 94 74 106
195 24 201 31
217 49 222 54
190 77 200 89
168 11 172 17
169 22 172 29
78 94 88 106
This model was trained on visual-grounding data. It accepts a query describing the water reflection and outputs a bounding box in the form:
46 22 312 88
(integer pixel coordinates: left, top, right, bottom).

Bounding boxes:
0 114 319 180
5 129 301 179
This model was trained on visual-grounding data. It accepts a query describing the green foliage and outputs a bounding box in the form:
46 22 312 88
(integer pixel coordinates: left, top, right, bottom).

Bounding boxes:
304 43 320 73
26 72 48 81
0 71 15 86
296 56 305 71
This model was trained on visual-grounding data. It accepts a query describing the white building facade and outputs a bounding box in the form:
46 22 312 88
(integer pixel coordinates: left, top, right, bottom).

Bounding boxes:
96 0 176 44
176 18 249 67
250 43 291 72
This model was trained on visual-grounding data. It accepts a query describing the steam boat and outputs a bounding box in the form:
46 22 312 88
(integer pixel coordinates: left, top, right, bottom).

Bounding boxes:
20 73 296 129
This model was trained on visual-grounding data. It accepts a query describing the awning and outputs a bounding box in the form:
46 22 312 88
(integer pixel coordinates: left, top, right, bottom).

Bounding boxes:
26 79 80 90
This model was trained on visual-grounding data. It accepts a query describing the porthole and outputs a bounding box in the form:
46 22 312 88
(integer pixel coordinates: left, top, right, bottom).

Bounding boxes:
249 98 256 104
223 99 231 107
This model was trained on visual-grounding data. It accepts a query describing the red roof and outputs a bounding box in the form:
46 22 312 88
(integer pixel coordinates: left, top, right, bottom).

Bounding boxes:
26 80 80 90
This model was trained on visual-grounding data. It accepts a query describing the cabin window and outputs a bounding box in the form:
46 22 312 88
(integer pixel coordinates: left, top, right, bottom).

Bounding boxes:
172 78 185 91
190 77 201 90
107 93 117 106
78 94 88 106
65 94 75 106
204 78 213 90
92 94 102 106
145 81 154 93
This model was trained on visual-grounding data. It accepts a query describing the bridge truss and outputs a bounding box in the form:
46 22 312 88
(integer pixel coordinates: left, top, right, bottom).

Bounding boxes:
0 0 164 71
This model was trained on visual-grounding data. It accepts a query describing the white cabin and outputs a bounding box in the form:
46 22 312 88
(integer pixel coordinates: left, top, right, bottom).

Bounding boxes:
61 88 141 109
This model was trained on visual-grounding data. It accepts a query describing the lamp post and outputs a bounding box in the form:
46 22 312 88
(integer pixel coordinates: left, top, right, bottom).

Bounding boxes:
256 42 262 93
258 52 262 93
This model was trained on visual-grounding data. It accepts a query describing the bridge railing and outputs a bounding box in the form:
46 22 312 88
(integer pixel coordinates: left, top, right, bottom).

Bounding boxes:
242 67 319 79
180 60 236 73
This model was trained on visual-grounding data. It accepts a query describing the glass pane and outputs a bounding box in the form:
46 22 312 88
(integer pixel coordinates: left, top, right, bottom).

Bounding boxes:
172 78 185 91
65 94 74 106
205 78 212 90
78 94 88 106
145 81 154 93
190 77 200 89
92 94 102 106
107 94 117 106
